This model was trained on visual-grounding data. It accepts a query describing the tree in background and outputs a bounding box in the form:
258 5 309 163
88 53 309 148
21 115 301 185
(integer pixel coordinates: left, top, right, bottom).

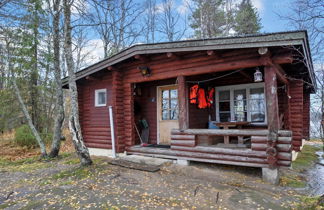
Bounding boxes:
142 0 158 43
234 0 261 35
189 0 226 38
63 0 92 166
279 0 323 142
189 0 261 38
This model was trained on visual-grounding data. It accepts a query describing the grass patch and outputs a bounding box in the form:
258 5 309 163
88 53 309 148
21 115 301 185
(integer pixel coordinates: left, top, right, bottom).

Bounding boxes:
0 156 52 172
292 145 321 172
63 158 80 165
280 174 306 188
297 195 324 209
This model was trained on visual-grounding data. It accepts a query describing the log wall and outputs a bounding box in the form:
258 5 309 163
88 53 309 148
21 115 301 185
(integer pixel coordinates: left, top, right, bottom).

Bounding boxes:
303 91 310 140
170 129 292 167
289 80 304 151
77 72 113 149
76 47 310 158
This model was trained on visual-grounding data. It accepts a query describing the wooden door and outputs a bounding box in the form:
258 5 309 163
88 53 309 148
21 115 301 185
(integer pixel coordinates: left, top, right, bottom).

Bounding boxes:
157 85 179 145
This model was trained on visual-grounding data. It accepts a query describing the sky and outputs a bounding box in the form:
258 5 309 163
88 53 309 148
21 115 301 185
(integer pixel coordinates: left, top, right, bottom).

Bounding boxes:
81 0 297 67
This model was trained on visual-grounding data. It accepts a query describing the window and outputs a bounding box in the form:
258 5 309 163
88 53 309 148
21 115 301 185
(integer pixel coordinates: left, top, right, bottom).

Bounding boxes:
216 83 266 124
161 89 178 120
95 89 107 107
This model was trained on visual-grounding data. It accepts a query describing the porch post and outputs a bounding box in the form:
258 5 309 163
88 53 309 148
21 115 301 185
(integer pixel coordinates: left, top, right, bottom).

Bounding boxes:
111 70 125 152
177 75 189 131
264 64 280 184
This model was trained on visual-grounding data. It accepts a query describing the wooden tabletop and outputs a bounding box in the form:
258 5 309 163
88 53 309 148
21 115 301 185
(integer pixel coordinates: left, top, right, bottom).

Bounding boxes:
215 121 250 127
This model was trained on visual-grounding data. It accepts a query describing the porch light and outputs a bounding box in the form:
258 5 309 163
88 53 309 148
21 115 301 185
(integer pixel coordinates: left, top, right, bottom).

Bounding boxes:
254 68 263 82
138 66 151 76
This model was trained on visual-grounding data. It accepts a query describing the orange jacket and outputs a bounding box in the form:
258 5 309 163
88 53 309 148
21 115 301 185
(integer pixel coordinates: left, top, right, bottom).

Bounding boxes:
197 88 208 109
190 84 199 104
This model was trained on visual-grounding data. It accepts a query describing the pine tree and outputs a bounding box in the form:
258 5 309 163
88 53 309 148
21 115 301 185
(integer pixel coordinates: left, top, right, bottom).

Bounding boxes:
190 0 227 38
234 0 261 35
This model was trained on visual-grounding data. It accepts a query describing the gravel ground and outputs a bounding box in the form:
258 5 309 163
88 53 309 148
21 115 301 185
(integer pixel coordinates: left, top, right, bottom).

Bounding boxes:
0 152 314 210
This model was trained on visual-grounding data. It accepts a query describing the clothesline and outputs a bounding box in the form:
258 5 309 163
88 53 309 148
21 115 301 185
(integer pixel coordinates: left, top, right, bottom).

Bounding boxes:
186 69 244 84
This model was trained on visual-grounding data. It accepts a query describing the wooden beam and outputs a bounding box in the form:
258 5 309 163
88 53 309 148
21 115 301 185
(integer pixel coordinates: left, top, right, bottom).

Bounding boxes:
134 54 150 62
107 66 117 71
264 65 280 167
166 52 180 59
273 64 288 84
85 76 98 81
207 50 215 56
177 75 189 130
239 71 252 81
171 129 292 137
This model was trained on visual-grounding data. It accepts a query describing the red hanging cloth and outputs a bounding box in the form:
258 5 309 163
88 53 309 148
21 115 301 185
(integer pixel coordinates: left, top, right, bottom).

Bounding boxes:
189 84 199 104
197 88 208 109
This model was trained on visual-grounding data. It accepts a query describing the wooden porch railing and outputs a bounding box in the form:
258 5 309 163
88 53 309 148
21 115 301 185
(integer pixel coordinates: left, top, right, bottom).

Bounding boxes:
170 129 292 168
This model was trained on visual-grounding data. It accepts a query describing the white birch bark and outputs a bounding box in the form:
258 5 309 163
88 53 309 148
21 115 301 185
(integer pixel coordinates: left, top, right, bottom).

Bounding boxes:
49 0 65 157
63 0 92 165
12 77 47 156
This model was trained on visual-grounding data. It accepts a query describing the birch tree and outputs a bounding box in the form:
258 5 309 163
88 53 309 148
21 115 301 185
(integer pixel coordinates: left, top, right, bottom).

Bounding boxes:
158 0 186 41
48 0 65 158
63 0 92 165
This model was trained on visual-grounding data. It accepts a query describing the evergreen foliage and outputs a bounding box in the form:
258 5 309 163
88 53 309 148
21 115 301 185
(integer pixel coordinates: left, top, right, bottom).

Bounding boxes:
234 0 261 35
189 0 262 38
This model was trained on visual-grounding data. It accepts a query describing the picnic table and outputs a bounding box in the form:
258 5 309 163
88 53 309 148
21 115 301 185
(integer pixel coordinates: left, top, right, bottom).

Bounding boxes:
214 121 250 145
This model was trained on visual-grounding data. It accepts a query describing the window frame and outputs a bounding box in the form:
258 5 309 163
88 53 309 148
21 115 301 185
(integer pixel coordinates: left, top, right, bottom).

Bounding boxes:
94 89 107 107
215 83 267 125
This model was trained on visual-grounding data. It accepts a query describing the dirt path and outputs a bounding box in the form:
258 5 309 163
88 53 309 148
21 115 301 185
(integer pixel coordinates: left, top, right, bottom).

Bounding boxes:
0 151 317 210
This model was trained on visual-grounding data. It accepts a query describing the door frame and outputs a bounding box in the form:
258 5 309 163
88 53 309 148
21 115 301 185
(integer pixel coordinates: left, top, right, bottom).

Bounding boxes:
156 84 178 145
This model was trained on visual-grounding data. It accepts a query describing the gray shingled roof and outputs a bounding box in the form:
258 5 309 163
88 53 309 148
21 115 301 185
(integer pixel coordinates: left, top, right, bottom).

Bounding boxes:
62 30 315 89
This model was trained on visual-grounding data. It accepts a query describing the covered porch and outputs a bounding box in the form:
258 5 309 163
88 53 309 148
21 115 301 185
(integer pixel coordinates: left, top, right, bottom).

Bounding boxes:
128 54 293 169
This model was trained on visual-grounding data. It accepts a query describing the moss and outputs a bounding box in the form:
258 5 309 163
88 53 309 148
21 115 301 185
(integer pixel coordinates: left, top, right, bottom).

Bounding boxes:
0 156 51 172
20 200 47 210
297 195 324 209
280 175 306 188
0 201 17 209
63 158 80 165
292 145 321 172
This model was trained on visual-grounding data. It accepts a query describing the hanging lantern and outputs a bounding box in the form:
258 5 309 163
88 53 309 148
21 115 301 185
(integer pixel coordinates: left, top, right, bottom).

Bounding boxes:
254 68 263 82
138 66 151 76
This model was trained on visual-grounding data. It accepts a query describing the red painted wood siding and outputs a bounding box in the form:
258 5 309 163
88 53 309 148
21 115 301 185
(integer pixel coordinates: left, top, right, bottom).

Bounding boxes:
303 91 310 140
76 49 311 153
289 80 304 151
77 73 113 150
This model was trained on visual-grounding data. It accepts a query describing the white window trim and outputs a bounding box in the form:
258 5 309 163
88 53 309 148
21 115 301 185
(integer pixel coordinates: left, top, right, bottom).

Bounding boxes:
215 83 267 125
95 89 107 107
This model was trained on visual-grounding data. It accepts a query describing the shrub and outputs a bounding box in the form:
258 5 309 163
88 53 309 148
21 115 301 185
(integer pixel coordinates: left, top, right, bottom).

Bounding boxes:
15 125 38 148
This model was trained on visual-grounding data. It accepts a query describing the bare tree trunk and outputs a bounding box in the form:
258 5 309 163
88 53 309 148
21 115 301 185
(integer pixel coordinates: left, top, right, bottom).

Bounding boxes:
12 76 47 157
63 0 92 166
49 0 65 158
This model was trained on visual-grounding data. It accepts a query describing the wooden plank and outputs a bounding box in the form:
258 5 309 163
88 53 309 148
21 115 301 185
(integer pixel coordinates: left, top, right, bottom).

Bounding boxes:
177 75 189 130
171 140 195 147
251 136 292 144
251 143 291 152
171 145 267 158
126 151 269 168
170 135 195 140
171 129 292 137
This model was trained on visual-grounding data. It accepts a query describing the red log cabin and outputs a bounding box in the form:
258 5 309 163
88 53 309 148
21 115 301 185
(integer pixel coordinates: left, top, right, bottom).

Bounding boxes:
63 31 315 182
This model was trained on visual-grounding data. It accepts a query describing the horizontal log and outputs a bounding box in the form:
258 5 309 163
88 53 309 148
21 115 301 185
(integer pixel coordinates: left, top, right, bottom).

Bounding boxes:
277 160 291 167
251 136 292 144
171 145 267 158
126 151 269 168
171 135 196 140
171 140 195 147
171 129 292 137
277 152 292 161
251 143 291 152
